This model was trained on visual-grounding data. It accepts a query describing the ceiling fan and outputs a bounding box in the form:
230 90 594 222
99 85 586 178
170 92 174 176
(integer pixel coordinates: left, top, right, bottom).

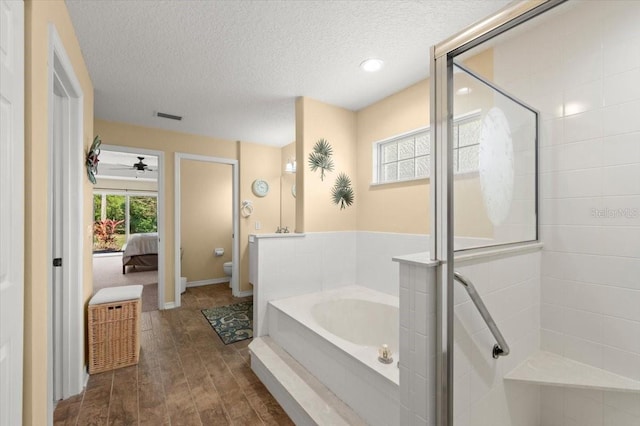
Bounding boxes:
131 156 152 172
110 156 154 173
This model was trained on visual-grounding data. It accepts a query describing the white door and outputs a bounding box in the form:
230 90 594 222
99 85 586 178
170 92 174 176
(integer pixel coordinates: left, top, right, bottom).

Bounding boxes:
51 92 64 401
0 0 25 425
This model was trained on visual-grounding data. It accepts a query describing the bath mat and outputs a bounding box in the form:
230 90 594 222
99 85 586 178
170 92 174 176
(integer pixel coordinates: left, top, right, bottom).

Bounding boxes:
202 301 253 345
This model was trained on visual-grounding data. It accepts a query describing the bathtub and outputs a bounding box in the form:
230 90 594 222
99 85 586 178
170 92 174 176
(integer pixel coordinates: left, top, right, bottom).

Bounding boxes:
268 286 400 426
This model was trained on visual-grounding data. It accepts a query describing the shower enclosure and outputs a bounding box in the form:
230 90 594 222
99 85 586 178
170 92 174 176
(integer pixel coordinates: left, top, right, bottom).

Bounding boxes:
430 1 640 425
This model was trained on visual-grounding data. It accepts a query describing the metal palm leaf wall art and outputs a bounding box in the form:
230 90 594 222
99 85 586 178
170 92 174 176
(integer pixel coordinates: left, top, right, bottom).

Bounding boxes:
331 172 354 210
308 137 355 210
86 135 102 184
308 138 334 181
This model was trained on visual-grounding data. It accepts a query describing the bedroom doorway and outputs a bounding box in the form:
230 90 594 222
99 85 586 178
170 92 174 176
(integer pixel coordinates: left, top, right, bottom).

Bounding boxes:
93 145 165 311
174 153 240 304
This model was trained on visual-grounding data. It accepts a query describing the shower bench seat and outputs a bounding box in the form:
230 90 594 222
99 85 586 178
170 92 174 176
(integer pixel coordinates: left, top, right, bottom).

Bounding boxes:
505 351 640 393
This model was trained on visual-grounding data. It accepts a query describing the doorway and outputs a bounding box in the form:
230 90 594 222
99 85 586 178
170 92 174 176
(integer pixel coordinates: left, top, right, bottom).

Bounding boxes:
95 145 166 311
174 153 240 304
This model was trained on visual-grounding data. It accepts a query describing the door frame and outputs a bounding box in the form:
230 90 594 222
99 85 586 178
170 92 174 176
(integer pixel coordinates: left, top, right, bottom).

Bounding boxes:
46 23 84 413
99 145 166 309
174 153 240 303
0 0 24 424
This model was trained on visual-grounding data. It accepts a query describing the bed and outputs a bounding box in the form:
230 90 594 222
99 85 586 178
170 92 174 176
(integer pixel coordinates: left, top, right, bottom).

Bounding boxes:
122 232 158 274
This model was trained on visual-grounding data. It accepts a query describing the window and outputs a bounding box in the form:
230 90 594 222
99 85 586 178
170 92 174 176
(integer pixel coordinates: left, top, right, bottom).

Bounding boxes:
451 113 482 174
93 192 157 252
373 112 481 184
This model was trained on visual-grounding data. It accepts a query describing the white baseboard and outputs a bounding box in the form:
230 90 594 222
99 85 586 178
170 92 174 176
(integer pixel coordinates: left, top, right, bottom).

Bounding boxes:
164 302 177 309
235 289 253 297
187 277 230 288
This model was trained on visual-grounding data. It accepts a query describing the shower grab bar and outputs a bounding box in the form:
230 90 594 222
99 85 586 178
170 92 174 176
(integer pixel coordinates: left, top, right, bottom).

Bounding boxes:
454 271 510 359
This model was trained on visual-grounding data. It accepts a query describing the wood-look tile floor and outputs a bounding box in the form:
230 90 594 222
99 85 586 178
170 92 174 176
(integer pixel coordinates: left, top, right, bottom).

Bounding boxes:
54 285 293 426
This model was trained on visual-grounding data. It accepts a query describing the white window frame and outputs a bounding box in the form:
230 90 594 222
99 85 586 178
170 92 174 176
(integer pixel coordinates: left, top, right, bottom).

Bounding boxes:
372 110 482 185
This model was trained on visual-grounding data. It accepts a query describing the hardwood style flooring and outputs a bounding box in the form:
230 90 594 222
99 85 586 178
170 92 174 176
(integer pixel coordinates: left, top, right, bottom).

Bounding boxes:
53 285 293 426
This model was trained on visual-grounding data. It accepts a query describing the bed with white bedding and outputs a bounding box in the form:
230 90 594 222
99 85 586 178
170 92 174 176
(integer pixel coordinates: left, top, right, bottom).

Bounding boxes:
122 232 158 274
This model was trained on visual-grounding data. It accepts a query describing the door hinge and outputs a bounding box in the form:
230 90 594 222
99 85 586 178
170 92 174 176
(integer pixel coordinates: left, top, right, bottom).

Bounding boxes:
53 258 62 267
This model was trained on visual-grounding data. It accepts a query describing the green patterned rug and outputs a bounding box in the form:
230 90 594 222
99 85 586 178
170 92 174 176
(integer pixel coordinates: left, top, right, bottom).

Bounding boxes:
202 301 253 345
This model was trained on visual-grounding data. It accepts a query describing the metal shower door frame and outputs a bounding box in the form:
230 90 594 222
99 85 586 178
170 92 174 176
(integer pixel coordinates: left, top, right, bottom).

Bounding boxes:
429 1 567 425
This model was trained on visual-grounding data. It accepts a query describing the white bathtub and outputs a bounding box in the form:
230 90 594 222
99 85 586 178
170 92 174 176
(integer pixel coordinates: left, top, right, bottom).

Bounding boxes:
268 286 400 426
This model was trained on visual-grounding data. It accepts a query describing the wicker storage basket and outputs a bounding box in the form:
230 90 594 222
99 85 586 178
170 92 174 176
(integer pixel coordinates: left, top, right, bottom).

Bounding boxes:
88 296 141 374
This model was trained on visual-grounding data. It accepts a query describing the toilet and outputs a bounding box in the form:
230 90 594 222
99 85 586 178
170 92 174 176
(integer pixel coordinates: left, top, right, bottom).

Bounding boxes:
223 261 232 277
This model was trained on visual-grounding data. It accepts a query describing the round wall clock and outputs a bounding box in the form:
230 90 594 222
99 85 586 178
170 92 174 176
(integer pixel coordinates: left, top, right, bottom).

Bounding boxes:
252 179 270 197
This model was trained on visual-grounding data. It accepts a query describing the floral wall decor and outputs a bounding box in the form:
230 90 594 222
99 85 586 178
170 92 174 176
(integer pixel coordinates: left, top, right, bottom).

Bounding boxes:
308 138 334 181
86 135 102 184
331 172 354 210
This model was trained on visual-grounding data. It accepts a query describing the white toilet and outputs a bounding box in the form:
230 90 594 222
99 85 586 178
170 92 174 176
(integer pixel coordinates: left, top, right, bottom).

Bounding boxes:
223 261 232 277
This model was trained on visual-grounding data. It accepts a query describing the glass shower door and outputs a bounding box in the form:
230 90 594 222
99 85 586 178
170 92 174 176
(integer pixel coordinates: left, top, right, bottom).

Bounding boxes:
431 1 640 425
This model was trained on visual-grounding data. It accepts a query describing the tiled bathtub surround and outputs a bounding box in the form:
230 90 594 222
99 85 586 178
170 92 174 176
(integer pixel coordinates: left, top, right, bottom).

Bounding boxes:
249 231 429 336
267 287 400 426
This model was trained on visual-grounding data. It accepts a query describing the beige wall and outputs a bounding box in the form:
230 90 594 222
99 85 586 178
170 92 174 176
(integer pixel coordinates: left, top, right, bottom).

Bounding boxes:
96 120 283 296
295 97 358 232
452 49 494 238
356 79 431 233
180 160 232 282
280 142 296 229
298 50 494 237
352 50 494 236
24 0 94 423
95 177 158 192
94 119 238 300
238 142 282 291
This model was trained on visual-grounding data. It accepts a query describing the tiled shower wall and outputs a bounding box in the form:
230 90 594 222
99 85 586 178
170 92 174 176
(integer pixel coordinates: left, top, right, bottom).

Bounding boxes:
492 1 640 424
453 250 542 426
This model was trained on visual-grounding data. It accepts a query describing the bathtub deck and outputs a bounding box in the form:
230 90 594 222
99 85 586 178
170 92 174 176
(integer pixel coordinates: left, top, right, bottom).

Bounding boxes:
249 336 367 426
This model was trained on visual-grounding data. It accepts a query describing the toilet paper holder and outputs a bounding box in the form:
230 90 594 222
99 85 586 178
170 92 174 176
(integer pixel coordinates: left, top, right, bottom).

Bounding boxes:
214 248 224 256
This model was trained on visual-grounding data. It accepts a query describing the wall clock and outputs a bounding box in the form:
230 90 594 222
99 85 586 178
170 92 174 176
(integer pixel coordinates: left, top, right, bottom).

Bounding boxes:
252 179 270 197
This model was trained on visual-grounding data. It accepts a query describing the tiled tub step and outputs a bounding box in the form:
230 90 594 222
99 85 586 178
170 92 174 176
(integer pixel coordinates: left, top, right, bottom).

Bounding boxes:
249 337 366 426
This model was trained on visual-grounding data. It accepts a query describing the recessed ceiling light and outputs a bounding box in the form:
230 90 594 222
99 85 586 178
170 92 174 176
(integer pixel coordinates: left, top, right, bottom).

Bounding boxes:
456 87 472 95
360 58 384 73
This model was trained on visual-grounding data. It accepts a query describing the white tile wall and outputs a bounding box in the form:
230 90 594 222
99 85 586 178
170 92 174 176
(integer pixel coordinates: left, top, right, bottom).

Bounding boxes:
356 232 429 297
492 1 640 425
251 232 356 336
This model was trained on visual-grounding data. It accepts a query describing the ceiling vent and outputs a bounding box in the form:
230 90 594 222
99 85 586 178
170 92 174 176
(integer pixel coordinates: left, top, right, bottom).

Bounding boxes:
155 111 182 121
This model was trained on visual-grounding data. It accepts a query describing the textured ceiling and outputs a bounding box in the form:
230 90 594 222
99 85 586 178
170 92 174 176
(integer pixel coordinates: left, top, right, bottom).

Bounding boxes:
66 0 510 147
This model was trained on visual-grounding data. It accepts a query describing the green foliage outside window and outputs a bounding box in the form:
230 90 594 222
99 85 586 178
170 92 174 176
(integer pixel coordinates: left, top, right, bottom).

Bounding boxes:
92 193 156 252
130 196 157 233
